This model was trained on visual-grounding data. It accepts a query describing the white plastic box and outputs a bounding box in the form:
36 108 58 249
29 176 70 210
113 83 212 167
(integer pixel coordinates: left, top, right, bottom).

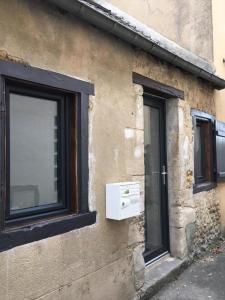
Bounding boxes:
106 182 141 220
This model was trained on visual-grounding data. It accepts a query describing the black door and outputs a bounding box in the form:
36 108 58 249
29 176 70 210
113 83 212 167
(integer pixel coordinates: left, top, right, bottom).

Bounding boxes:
143 94 169 263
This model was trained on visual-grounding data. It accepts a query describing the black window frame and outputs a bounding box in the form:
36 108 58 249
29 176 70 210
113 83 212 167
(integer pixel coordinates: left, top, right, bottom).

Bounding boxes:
194 119 207 183
5 81 71 223
192 109 216 194
0 59 96 252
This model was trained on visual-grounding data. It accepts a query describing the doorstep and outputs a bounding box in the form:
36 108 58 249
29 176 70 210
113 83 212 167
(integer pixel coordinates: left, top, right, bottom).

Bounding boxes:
138 254 188 299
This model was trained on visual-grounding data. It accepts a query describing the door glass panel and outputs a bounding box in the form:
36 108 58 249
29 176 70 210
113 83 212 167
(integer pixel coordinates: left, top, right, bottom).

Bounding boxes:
144 105 163 254
9 93 59 213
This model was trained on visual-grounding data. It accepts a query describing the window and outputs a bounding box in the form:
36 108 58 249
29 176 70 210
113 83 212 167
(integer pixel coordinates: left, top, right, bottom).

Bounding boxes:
0 60 96 252
192 110 216 193
6 83 73 222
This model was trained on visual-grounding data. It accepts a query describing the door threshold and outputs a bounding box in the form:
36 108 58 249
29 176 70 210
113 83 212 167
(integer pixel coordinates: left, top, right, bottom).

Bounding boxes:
139 255 188 299
145 251 169 267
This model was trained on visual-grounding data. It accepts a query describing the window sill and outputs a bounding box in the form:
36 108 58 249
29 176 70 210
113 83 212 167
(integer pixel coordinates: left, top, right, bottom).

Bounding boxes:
193 182 216 194
0 211 96 252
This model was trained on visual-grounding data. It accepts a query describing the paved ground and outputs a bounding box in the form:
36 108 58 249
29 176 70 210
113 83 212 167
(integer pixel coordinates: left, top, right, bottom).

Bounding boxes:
151 241 225 300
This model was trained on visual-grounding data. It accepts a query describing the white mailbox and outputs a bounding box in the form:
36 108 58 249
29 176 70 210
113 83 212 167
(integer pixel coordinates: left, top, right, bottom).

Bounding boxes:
106 182 141 220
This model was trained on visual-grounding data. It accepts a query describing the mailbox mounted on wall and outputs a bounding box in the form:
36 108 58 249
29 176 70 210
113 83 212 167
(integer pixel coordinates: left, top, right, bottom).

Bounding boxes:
106 182 141 220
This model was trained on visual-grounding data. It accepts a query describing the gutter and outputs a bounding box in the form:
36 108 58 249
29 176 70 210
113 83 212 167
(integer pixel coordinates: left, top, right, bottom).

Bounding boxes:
47 0 225 90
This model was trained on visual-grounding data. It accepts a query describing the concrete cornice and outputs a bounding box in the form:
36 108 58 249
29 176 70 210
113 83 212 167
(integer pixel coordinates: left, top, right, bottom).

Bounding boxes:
48 0 225 90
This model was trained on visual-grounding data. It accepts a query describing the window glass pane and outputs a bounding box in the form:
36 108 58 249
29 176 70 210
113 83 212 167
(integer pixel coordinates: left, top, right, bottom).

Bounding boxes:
10 93 59 212
144 105 162 253
195 124 204 179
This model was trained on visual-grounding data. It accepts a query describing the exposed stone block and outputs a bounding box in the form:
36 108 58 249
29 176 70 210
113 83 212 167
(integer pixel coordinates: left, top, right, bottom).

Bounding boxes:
133 84 144 96
128 215 145 246
170 227 187 259
133 245 145 290
186 222 196 253
167 166 186 191
169 207 196 228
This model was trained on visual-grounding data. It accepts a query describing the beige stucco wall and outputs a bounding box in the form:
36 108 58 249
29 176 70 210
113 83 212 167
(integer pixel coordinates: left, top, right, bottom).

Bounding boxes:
212 0 225 234
105 0 213 61
0 1 220 299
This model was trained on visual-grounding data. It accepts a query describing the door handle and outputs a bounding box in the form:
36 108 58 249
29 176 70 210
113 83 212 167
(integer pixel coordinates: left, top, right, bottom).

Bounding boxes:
161 165 167 185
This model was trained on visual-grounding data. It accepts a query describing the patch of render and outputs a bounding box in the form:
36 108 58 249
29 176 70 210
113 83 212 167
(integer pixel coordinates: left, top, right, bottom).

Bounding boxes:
48 0 225 88
125 128 135 139
88 95 96 212
79 0 214 73
129 84 145 293
0 48 94 88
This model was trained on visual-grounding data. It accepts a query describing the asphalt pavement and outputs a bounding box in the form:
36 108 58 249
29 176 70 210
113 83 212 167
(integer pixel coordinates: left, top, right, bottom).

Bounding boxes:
151 241 225 300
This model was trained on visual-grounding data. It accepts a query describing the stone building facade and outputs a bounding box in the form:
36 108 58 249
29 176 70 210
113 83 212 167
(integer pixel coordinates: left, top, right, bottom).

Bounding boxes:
0 1 224 300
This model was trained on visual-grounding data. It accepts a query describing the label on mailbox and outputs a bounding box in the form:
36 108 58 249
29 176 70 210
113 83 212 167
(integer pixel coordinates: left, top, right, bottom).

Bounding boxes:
120 184 140 210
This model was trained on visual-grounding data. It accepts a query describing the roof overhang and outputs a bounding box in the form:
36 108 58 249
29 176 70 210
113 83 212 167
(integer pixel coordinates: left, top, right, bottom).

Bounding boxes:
47 0 225 90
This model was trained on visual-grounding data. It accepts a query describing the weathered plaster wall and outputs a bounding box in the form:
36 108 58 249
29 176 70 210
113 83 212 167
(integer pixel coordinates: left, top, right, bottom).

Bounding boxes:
166 97 220 258
0 1 219 299
105 0 213 61
212 0 225 235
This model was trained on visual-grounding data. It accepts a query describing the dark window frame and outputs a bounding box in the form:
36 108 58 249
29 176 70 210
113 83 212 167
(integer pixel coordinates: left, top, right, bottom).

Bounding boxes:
0 60 96 252
5 81 71 222
133 72 184 99
192 109 217 194
194 119 205 183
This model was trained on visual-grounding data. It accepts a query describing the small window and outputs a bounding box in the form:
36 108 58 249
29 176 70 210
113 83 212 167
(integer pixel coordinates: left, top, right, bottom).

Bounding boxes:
0 60 96 252
192 110 216 193
5 83 72 222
